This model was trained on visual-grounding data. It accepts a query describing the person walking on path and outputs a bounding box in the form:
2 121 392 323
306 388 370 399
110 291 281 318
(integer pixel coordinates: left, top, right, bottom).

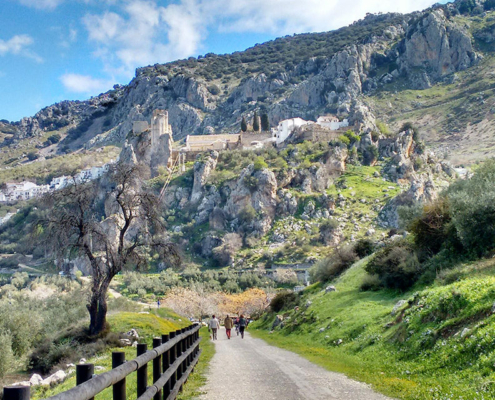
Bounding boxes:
224 315 234 339
238 315 248 339
234 316 240 336
209 314 220 340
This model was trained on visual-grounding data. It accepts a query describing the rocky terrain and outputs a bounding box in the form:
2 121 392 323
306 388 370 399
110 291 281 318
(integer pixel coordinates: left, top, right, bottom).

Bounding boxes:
1 0 494 167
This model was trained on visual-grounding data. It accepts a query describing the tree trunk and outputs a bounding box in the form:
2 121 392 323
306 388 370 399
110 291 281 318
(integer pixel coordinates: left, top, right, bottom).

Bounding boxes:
88 277 111 336
87 291 98 336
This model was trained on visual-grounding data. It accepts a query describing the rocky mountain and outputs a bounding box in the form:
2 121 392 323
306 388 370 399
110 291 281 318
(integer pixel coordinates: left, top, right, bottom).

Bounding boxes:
1 0 493 166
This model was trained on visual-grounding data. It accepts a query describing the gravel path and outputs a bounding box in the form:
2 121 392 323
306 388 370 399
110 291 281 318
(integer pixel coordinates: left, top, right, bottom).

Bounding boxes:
198 331 393 400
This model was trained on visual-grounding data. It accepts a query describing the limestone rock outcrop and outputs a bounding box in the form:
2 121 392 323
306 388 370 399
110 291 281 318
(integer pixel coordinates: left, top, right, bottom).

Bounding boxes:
399 10 478 89
378 176 438 228
224 164 277 236
190 151 219 203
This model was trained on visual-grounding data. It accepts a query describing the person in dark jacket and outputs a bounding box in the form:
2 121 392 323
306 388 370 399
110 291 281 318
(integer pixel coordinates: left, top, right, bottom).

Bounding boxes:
238 314 248 339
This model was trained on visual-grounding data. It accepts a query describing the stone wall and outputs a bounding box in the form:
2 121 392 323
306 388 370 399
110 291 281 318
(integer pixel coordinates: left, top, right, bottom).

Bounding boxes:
240 132 273 146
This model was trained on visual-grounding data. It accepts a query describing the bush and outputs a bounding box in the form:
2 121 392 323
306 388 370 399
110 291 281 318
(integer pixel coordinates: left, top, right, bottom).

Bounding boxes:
362 145 378 166
338 135 350 146
360 274 382 291
27 152 39 161
270 291 299 312
344 130 361 144
243 175 259 191
354 239 375 258
47 134 61 145
365 240 421 290
207 84 221 95
310 245 358 282
239 205 257 225
447 160 495 256
253 156 268 171
408 198 453 258
376 121 390 135
0 332 14 378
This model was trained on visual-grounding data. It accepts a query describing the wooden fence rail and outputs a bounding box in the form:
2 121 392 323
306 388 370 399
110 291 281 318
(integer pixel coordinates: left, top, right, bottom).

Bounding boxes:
3 324 202 400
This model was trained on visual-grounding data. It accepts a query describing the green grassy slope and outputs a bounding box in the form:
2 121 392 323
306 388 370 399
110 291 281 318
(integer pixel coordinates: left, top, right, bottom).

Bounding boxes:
251 258 495 399
31 311 213 400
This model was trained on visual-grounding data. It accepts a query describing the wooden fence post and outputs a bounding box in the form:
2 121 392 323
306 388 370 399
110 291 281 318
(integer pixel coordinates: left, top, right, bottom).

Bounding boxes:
76 364 94 400
153 337 162 400
137 343 148 397
3 386 30 400
112 352 126 400
169 331 177 394
162 334 170 399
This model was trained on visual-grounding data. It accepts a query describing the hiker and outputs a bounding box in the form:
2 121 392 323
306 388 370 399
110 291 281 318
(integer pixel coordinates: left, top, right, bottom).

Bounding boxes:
234 316 240 336
157 299 160 309
224 315 234 339
239 314 248 339
209 314 220 340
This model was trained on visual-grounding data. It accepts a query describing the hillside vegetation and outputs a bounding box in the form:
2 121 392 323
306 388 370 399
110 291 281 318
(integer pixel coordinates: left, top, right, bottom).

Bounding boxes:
253 257 495 400
252 160 495 399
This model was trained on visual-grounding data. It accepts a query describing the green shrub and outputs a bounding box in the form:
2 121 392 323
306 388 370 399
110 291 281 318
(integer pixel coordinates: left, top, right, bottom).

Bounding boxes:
365 240 421 290
376 121 390 135
310 245 358 283
360 274 382 291
447 160 495 256
239 205 257 225
338 135 350 146
0 332 14 378
253 156 268 171
354 239 375 258
47 134 61 145
27 152 39 161
408 198 453 258
344 130 360 144
362 145 378 166
270 291 299 312
243 175 259 191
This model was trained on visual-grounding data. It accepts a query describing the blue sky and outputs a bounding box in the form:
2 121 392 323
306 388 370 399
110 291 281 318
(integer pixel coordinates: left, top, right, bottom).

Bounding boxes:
0 0 449 122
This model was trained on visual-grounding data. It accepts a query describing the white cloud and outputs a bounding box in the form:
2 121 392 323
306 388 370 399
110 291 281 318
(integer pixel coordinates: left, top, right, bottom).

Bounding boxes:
80 0 439 81
83 0 204 77
17 0 120 10
203 0 437 34
0 34 43 62
17 0 65 10
60 73 114 93
0 34 33 55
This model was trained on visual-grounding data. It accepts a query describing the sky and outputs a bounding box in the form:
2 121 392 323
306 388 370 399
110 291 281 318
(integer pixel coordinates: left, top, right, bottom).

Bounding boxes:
0 0 450 122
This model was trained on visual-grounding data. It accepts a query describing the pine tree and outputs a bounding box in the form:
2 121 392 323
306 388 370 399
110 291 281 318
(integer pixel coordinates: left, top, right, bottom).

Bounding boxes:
241 117 247 132
261 113 270 131
253 111 260 132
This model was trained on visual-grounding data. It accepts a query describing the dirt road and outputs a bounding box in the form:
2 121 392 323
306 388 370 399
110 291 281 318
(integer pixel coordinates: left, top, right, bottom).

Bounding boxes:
199 331 393 400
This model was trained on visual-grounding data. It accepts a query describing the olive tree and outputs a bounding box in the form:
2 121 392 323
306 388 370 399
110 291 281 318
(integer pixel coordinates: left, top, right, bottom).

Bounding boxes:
42 163 179 335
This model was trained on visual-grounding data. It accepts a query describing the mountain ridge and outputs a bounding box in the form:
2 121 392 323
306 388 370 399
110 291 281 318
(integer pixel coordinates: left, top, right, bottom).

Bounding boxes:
0 0 494 166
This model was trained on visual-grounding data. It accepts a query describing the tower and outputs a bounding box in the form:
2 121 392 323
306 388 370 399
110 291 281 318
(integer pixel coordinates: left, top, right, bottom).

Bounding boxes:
151 109 172 145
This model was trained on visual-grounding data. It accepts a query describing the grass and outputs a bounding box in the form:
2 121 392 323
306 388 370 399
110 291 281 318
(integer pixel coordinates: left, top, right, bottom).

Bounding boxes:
31 312 214 400
251 258 495 399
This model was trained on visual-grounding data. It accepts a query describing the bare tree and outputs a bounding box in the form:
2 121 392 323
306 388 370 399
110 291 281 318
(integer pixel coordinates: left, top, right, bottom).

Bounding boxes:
42 163 179 335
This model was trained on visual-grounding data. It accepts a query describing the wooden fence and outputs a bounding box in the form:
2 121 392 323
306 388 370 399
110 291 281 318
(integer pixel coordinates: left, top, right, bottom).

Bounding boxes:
3 324 202 400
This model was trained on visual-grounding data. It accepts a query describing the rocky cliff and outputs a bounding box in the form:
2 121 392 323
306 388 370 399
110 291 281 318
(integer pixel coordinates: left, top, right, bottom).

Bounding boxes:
0 0 484 154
